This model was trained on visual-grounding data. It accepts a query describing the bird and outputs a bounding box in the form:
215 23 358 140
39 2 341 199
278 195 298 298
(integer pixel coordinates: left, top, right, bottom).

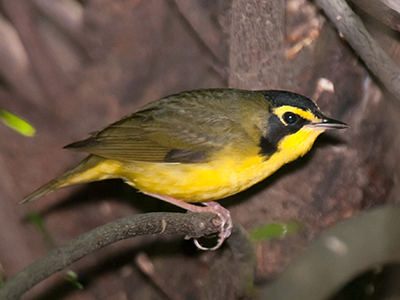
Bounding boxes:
22 89 348 250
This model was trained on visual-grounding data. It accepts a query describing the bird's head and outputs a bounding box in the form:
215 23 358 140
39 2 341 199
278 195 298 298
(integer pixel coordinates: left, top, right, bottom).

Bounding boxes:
259 91 348 160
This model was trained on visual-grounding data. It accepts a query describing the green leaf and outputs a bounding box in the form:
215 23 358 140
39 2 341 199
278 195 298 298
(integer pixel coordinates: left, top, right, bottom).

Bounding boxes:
65 270 83 290
26 211 55 249
0 110 36 136
0 262 5 287
26 212 46 233
250 221 300 242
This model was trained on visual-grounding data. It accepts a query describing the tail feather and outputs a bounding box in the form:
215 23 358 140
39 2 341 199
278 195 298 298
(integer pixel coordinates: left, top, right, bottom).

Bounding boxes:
21 175 70 204
21 155 112 204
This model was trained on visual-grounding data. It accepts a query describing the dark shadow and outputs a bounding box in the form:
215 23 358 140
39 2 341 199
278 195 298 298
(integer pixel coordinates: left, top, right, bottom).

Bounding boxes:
30 237 204 300
31 179 186 220
329 264 400 300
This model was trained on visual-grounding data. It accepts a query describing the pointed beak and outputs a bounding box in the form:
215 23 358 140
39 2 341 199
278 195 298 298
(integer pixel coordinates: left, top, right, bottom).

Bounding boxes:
310 117 349 130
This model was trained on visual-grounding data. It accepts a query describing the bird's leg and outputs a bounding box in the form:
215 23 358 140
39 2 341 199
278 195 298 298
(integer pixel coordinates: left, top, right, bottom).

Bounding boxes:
142 192 232 250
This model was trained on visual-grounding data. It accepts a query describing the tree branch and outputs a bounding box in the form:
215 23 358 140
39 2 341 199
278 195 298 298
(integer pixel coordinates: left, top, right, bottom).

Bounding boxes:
228 0 286 89
350 0 400 32
0 212 220 300
316 0 400 100
262 206 400 300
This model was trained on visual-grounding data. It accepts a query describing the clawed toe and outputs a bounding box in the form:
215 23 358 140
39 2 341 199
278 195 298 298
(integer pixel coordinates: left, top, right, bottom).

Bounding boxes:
142 193 233 251
192 201 233 250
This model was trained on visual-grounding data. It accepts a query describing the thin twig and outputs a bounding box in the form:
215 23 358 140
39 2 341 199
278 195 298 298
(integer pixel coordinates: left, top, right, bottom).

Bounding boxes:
350 0 400 32
0 212 220 300
316 0 400 100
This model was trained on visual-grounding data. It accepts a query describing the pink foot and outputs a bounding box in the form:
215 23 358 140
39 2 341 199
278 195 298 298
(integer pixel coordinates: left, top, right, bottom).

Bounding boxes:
142 193 233 250
192 201 232 250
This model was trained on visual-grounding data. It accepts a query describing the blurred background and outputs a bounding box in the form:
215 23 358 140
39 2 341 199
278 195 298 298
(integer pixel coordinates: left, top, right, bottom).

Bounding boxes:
0 0 400 299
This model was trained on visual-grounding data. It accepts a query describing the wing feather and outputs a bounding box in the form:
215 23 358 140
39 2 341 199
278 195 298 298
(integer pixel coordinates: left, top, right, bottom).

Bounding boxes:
65 89 255 163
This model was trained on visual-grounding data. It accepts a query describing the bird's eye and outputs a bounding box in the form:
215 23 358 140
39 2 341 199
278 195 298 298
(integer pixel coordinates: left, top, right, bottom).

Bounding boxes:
283 112 298 125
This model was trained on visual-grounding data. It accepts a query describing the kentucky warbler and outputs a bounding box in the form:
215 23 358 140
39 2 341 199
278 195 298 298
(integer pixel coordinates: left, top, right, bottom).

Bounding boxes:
22 89 348 250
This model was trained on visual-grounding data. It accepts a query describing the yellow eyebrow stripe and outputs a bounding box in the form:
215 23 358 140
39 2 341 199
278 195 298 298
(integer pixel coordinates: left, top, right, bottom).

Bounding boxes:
273 105 319 123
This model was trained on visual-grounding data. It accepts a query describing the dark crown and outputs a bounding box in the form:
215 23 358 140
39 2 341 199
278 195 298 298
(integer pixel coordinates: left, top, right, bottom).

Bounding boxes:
264 91 324 118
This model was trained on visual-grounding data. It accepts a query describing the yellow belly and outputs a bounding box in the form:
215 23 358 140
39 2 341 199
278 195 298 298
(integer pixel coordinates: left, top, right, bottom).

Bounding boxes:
107 149 299 202
85 127 322 202
121 155 268 202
